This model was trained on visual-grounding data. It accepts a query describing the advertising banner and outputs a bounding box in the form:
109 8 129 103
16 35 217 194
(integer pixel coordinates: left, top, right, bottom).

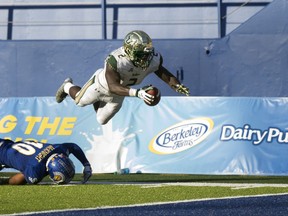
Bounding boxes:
1 97 288 175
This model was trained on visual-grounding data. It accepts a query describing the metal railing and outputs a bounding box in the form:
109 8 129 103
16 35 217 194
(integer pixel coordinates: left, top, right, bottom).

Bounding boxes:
0 1 270 40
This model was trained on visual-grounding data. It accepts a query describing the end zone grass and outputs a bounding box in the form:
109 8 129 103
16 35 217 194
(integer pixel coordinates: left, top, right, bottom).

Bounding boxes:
1 173 288 215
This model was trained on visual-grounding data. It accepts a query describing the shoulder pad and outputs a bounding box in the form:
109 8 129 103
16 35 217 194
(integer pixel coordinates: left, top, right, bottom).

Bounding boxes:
106 55 117 71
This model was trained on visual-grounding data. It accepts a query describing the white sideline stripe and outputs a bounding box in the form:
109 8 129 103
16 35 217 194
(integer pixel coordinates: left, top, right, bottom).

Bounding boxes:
39 181 288 189
123 182 288 189
5 192 288 216
81 181 288 189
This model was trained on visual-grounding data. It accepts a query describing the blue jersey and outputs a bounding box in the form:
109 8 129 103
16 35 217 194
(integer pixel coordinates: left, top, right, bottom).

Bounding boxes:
0 139 89 184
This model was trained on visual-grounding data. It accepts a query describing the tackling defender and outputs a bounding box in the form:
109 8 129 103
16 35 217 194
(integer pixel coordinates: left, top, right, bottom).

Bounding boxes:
0 138 92 185
56 30 190 125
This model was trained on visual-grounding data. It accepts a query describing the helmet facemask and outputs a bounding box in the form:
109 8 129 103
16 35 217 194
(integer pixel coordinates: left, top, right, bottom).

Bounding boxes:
124 31 154 70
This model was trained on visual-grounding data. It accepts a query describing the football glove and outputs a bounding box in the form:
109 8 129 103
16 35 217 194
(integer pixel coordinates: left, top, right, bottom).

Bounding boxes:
136 85 155 104
173 84 190 96
82 165 92 183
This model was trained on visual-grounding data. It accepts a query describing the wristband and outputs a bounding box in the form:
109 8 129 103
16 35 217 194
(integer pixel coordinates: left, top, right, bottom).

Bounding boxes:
129 88 137 97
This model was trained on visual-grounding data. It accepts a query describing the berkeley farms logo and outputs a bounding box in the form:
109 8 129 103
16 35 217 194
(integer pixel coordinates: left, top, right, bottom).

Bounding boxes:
149 118 214 154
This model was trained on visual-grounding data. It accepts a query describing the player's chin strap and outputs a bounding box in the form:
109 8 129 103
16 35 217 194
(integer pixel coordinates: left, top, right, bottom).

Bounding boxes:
173 84 190 96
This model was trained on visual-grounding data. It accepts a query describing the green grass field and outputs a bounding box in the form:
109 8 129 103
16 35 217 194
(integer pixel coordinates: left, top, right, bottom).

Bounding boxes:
1 173 288 215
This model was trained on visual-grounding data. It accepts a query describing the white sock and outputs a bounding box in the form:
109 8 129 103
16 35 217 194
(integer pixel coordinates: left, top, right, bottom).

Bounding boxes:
64 82 74 95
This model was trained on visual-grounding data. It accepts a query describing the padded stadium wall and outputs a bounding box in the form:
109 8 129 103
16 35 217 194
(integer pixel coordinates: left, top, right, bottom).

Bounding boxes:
2 96 288 174
0 0 287 97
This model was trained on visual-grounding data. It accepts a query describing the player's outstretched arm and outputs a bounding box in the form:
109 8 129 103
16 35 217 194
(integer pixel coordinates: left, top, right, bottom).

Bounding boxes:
63 143 92 183
172 84 190 96
8 173 27 185
0 166 26 185
155 65 190 96
105 63 131 96
82 165 92 183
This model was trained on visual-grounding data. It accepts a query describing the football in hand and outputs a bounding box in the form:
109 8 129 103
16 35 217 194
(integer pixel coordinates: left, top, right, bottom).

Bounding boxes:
145 86 161 106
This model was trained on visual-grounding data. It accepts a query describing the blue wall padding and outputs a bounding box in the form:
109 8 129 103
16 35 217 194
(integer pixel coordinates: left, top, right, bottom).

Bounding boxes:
0 0 287 97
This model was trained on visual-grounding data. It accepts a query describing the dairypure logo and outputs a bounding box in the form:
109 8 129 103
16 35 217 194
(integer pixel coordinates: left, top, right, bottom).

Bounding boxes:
149 118 214 154
220 124 288 145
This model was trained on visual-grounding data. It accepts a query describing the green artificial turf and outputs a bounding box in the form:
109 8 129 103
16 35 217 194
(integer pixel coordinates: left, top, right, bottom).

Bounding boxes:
1 173 288 215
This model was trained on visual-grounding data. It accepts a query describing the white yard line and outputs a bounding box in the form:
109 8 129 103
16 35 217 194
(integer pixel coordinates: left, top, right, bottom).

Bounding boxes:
84 181 288 189
137 182 288 189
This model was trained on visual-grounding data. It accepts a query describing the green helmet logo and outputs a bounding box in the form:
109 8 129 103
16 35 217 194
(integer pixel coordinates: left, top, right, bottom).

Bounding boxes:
124 30 154 70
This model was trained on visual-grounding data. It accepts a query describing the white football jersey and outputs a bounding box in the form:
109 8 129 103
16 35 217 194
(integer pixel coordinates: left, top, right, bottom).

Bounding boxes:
98 47 162 90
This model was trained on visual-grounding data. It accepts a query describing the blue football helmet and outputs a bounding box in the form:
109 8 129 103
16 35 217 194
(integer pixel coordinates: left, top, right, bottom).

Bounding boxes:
46 153 75 184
